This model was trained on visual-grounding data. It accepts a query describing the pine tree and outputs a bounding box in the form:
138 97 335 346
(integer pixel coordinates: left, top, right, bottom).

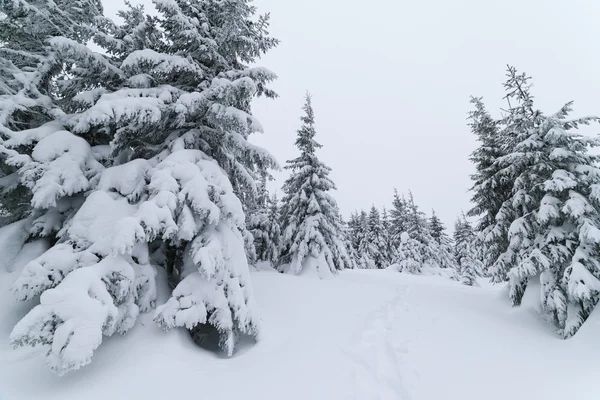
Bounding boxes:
454 215 481 286
365 206 390 268
405 191 428 243
355 210 376 269
266 194 282 264
429 210 456 270
389 189 408 247
348 211 362 252
0 0 104 223
429 210 445 241
247 175 280 266
466 95 512 279
404 191 439 268
474 66 600 337
394 232 422 274
336 211 357 270
381 207 396 263
7 0 279 374
278 94 352 276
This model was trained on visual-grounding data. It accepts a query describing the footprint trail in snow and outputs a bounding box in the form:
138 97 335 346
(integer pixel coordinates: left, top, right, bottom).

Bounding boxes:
344 286 418 400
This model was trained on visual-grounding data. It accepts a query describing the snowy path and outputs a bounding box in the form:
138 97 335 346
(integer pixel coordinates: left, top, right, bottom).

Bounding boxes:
345 286 417 400
1 269 600 399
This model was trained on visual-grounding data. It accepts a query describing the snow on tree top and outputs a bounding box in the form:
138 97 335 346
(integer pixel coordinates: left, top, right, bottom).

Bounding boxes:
400 232 410 243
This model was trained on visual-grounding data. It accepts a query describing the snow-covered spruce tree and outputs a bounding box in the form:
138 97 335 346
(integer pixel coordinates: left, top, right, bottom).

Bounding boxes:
483 67 539 287
365 206 391 268
405 191 429 243
454 215 481 286
389 189 408 247
381 206 397 263
247 175 280 266
404 191 440 268
340 217 358 270
278 94 352 276
394 232 422 274
429 209 456 270
356 209 377 269
0 0 104 223
348 211 362 252
336 211 357 270
484 66 600 337
429 209 445 241
348 210 374 269
266 194 282 263
8 0 279 374
466 95 511 279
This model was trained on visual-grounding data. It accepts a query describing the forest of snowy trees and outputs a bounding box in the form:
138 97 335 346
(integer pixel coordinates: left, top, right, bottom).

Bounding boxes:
1 0 599 377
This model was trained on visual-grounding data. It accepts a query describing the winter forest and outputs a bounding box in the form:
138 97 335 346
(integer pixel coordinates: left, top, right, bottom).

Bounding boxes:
1 0 600 398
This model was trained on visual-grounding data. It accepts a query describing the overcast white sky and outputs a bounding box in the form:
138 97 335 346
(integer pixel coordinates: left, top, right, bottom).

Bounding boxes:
104 0 600 228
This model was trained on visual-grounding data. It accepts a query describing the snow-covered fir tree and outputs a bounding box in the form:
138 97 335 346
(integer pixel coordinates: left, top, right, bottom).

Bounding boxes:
475 66 600 337
247 175 281 266
389 189 408 247
429 209 445 241
337 211 357 270
5 0 279 374
429 209 456 270
365 206 391 268
381 206 396 263
350 210 376 269
0 0 104 222
348 211 362 252
404 191 439 268
454 215 481 286
405 191 429 243
466 95 511 278
394 232 422 274
278 94 352 276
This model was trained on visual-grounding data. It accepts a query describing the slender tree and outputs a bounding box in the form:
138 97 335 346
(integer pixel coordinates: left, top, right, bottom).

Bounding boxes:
278 94 352 275
454 215 481 286
429 210 457 270
247 176 281 266
356 210 376 269
365 206 390 268
389 189 408 247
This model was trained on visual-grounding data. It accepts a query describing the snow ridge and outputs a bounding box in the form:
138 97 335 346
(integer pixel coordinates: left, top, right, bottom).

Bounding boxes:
345 287 416 400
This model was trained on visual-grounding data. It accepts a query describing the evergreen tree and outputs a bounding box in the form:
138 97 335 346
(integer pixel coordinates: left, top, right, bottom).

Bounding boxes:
381 206 396 263
348 211 362 252
394 232 422 274
365 206 390 268
454 215 481 286
336 211 358 270
474 66 600 337
389 189 408 247
466 95 512 279
0 0 104 223
404 191 439 268
266 194 282 263
356 210 376 269
405 192 427 242
429 210 445 241
7 0 279 374
247 176 280 266
338 217 358 269
429 210 456 270
278 94 352 276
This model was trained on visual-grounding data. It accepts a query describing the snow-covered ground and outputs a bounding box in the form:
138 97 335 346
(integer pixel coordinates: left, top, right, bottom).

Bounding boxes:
1 253 599 399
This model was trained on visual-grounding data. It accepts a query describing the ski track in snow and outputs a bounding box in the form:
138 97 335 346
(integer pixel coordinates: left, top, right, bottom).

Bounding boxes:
344 286 418 400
